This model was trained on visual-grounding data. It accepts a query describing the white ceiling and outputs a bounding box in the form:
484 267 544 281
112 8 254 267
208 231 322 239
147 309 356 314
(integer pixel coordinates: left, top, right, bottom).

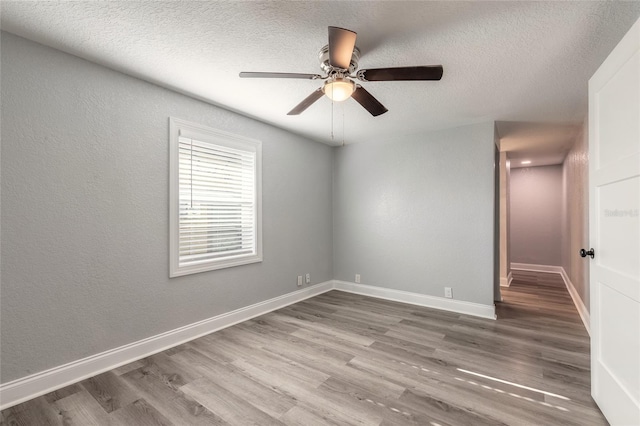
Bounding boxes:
1 1 639 146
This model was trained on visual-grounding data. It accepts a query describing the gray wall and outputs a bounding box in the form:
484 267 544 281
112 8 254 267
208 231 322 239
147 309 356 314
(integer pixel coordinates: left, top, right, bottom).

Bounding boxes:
0 33 333 383
333 123 496 306
562 122 590 310
510 165 563 266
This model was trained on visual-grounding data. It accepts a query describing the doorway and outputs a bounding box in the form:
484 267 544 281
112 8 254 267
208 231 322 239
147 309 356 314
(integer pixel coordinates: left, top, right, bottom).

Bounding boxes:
495 122 590 333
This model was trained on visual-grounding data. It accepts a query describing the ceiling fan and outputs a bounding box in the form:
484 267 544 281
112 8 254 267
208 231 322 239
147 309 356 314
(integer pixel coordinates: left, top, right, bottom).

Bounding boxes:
239 26 443 117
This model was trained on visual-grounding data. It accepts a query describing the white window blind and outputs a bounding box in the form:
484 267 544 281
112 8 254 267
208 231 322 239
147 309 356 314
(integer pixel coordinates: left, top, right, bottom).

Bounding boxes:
170 118 262 277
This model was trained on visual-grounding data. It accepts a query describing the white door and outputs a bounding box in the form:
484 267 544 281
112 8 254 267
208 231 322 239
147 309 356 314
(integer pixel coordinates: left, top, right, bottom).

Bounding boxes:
588 17 640 425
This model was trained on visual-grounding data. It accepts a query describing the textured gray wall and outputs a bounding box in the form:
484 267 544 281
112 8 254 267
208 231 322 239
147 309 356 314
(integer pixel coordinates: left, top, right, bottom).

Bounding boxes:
0 33 333 383
333 123 496 306
510 165 563 266
561 122 590 310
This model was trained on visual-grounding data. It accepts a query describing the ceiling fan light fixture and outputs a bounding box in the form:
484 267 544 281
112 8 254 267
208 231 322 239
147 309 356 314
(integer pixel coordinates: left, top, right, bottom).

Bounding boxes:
323 78 355 102
240 26 442 116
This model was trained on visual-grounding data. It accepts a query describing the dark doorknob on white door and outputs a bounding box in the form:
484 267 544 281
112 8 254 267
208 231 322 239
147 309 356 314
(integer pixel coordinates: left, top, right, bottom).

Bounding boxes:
580 248 595 259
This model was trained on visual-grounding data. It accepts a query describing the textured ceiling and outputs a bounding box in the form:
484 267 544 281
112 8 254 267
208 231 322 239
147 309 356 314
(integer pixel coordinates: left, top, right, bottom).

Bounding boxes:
1 1 639 146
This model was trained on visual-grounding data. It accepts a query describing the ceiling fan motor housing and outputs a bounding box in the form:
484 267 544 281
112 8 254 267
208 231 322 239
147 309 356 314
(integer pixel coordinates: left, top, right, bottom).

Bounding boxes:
319 44 361 74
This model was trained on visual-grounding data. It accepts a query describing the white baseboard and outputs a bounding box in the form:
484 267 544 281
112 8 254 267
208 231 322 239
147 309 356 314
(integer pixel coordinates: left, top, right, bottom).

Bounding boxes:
0 281 333 410
510 263 590 335
499 271 513 288
333 280 496 320
559 268 591 335
510 262 563 274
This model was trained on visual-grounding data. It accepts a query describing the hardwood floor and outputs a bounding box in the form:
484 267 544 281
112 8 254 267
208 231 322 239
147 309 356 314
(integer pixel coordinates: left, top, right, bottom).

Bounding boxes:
1 271 606 425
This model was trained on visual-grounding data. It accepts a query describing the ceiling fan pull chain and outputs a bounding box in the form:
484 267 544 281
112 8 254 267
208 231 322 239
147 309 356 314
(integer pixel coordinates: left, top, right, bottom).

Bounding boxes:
331 88 334 141
342 102 345 147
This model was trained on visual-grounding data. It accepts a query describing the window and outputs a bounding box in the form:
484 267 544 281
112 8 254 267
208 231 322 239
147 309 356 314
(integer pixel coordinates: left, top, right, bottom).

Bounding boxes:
169 117 262 277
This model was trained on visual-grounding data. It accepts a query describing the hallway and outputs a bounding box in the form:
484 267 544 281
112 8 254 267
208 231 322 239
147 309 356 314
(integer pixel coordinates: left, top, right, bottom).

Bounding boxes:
496 270 604 423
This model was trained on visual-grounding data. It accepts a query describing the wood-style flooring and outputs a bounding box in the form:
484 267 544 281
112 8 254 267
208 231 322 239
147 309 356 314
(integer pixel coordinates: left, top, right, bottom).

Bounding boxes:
1 271 606 425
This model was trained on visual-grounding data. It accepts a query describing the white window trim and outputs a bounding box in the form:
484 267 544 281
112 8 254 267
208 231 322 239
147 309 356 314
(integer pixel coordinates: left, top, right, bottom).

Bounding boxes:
169 117 262 277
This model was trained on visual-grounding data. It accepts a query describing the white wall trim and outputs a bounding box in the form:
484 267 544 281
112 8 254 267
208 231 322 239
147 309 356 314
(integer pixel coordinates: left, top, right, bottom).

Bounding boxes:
0 281 333 410
510 262 563 274
333 280 496 320
559 267 591 336
500 271 513 288
510 263 590 335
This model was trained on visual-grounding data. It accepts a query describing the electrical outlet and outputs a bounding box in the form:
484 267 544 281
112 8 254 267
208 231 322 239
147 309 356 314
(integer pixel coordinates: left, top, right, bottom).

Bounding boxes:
297 276 303 286
305 273 310 284
355 274 361 283
444 287 453 298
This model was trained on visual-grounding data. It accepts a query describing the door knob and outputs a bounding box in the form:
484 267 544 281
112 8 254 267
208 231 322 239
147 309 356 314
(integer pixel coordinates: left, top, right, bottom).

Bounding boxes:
580 248 595 259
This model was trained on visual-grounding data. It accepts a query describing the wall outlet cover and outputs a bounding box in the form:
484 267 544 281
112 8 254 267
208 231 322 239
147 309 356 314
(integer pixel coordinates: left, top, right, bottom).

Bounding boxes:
297 276 303 286
444 287 453 298
305 273 310 284
355 274 361 283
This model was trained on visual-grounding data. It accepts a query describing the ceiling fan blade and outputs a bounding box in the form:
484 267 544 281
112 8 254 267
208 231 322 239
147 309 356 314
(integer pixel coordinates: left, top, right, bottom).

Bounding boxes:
357 66 443 81
239 72 322 80
287 88 324 115
328 26 357 70
351 86 388 117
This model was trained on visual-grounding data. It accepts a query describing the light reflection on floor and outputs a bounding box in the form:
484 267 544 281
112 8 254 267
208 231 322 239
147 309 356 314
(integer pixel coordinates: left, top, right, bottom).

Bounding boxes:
454 368 571 412
384 357 573 422
457 368 570 400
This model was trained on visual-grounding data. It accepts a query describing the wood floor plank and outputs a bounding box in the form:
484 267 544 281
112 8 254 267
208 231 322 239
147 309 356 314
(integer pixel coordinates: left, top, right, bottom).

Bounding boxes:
241 327 355 370
279 304 391 335
240 345 332 388
231 359 382 425
137 352 202 391
0 397 61 425
53 389 111 425
109 398 173 426
1 271 607 425
279 405 346 426
170 348 297 418
181 377 285 425
120 367 226 425
399 387 508 426
79 371 138 413
269 312 378 347
319 376 431 426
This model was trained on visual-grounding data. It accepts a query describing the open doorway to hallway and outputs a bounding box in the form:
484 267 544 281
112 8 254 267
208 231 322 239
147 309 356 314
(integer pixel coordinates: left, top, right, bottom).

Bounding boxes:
495 122 591 335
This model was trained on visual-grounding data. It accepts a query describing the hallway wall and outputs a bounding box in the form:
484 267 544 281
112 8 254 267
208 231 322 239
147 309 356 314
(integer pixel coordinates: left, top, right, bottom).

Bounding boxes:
499 151 511 288
561 122 590 310
510 165 563 266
